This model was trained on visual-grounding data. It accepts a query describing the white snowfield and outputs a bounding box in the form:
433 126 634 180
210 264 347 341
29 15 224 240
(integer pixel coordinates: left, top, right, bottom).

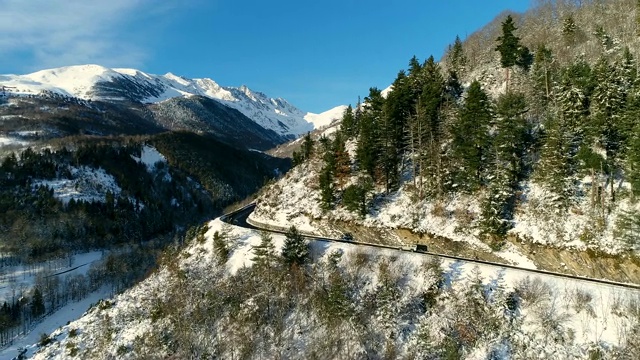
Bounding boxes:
0 251 105 360
25 219 640 359
130 145 166 172
303 104 347 129
32 166 124 205
0 64 345 137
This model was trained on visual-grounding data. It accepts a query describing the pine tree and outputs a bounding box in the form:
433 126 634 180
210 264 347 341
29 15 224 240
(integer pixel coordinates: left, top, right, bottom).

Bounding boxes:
30 287 45 318
357 88 384 180
450 81 493 192
319 166 335 211
494 92 530 183
418 56 446 197
213 231 230 264
302 132 314 160
495 15 531 89
562 15 578 45
384 70 412 173
340 105 356 139
531 45 555 112
293 133 314 166
281 226 309 266
480 161 512 245
590 57 626 202
445 70 463 101
448 35 467 75
342 176 373 216
535 114 575 206
253 231 277 269
333 132 351 189
407 55 425 98
318 136 336 210
627 122 640 196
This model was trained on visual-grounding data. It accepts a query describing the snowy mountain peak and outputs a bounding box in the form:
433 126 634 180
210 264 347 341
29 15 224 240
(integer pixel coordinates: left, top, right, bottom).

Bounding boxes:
0 65 341 136
304 105 347 129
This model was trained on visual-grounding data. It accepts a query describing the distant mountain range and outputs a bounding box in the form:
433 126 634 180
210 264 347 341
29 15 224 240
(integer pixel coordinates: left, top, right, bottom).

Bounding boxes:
0 65 345 149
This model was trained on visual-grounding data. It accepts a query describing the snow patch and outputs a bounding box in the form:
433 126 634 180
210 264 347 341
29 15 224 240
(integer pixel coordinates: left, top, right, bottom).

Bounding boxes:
33 166 122 205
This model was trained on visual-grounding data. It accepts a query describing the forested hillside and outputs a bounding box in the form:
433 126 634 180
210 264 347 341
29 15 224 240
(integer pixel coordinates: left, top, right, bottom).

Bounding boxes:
0 132 288 346
253 0 640 269
1 133 287 260
32 219 640 359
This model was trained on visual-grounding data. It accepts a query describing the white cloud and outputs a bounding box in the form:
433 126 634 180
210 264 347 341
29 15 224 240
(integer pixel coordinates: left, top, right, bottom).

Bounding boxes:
0 0 177 71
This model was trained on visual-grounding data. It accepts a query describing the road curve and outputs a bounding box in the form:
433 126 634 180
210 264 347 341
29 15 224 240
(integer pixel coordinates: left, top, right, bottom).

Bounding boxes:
221 204 640 291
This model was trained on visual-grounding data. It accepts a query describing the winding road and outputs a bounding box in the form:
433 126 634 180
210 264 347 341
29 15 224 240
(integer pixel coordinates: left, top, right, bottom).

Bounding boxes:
222 204 640 291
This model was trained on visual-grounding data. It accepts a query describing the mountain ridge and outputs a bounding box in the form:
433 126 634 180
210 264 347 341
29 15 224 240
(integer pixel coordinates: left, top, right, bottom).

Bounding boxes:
1 64 345 137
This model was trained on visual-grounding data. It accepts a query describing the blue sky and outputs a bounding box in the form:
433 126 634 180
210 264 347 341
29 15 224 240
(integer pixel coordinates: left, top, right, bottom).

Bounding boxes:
1 0 531 113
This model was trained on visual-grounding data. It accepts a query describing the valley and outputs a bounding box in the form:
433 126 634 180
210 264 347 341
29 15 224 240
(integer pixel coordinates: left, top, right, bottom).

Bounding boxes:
3 0 640 359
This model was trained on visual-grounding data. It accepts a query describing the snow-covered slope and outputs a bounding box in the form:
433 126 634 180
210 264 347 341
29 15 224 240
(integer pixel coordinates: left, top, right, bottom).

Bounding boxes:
303 105 347 129
27 218 640 359
0 65 321 137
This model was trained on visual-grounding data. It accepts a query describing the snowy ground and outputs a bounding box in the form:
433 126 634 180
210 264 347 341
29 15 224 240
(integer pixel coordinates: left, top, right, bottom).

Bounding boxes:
251 155 640 273
0 251 102 305
0 136 28 147
33 166 123 205
250 161 538 269
29 218 640 359
130 145 166 172
0 288 110 360
0 251 105 360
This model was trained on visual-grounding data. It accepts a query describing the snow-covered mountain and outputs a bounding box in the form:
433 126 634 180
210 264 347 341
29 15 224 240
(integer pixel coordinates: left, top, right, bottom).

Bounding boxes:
0 64 336 137
303 104 347 129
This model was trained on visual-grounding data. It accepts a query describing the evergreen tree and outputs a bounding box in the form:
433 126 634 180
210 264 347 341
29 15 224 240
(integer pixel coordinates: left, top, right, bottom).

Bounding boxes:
448 35 467 75
480 162 512 245
342 176 373 216
302 132 314 160
590 57 626 201
281 226 309 266
535 114 575 206
213 231 230 264
253 231 277 269
530 44 555 112
450 81 493 192
494 92 530 183
445 70 463 102
30 287 45 318
407 56 425 98
495 15 531 88
562 15 578 45
318 136 336 210
340 105 357 139
383 71 412 189
333 132 351 189
627 122 640 196
319 166 335 211
293 133 314 166
357 88 384 180
418 56 446 197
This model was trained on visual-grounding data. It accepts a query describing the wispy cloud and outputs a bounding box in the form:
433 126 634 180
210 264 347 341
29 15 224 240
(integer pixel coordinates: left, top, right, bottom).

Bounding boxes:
0 0 178 72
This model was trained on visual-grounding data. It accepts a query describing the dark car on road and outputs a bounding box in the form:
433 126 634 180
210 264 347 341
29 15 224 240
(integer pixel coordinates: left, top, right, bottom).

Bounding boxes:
341 232 354 241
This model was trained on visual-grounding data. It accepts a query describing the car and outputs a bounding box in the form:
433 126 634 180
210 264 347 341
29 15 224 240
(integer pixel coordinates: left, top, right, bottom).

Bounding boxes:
415 244 428 252
341 232 354 241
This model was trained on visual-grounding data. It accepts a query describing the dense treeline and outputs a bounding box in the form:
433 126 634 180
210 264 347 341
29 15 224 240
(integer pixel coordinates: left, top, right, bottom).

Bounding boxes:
306 6 640 249
0 94 163 140
1 143 194 259
0 132 288 261
0 131 288 347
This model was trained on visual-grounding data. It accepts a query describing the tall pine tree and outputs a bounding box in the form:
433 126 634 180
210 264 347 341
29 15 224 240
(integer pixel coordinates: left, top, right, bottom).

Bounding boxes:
495 15 532 90
450 81 492 192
